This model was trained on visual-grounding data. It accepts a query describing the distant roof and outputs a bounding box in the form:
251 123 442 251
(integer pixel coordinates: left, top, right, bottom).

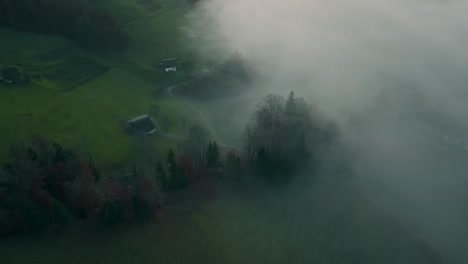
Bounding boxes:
160 58 178 68
1 66 19 73
1 66 20 82
127 115 156 134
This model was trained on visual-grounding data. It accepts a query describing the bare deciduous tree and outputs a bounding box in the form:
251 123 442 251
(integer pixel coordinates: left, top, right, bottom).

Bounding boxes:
243 123 257 160
255 94 285 130
183 124 211 168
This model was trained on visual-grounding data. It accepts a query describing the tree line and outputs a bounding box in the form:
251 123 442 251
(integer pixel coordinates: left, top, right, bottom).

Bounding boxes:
0 135 223 236
0 0 126 51
0 92 338 236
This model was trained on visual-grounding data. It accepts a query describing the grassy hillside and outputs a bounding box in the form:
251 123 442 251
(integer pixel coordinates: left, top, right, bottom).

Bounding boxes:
0 0 196 166
0 182 440 264
0 2 445 263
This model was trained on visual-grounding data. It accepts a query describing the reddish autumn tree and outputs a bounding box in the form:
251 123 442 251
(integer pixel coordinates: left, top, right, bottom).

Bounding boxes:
178 154 194 182
102 180 133 221
70 163 101 218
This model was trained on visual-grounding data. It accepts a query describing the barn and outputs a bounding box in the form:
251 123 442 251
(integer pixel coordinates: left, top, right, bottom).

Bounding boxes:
125 115 157 135
160 58 179 72
0 66 21 84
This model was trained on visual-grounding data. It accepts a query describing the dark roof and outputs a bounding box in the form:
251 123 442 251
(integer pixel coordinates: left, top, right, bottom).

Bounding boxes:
160 58 178 68
1 66 20 82
127 115 156 134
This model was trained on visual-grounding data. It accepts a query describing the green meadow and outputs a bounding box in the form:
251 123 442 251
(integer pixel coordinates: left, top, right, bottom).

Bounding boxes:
0 0 195 167
0 182 439 264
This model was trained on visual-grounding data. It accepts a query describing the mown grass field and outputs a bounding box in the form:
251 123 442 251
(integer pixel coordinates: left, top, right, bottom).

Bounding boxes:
0 0 196 167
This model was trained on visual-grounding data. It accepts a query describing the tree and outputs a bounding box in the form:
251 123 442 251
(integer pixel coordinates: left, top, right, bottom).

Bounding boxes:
184 124 211 169
99 200 125 226
286 91 296 116
155 162 167 191
133 176 156 221
166 149 178 190
256 94 285 130
206 142 221 173
242 92 338 184
88 155 100 182
224 150 242 180
70 164 100 218
243 124 257 160
175 165 188 188
178 155 194 181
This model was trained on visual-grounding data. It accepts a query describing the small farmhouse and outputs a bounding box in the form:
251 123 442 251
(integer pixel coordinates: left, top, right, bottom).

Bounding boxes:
125 115 157 135
160 58 179 72
0 66 21 84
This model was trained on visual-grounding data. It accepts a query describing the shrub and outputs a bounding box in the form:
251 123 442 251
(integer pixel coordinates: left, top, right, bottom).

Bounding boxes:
131 195 153 221
23 201 49 233
99 200 125 226
0 211 13 236
51 200 72 226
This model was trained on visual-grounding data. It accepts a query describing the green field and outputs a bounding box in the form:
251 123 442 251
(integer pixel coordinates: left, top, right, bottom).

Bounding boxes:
0 181 440 264
0 0 196 167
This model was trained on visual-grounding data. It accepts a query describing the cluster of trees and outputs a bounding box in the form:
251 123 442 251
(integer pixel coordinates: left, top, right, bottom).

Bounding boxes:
243 92 339 184
0 132 224 236
0 0 126 51
0 137 160 236
157 126 222 187
169 92 339 185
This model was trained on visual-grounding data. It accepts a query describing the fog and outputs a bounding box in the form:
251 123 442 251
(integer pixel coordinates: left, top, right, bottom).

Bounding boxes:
186 0 468 263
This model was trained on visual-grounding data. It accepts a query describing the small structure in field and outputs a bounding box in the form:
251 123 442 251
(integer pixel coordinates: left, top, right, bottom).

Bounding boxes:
125 114 157 135
160 58 179 72
0 66 21 84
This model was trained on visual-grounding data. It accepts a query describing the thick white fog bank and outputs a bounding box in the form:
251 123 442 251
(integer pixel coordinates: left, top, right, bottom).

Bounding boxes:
186 0 468 263
187 0 468 119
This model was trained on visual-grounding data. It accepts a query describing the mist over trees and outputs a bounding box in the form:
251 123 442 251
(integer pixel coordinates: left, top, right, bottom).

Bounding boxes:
0 0 126 51
0 92 339 236
243 92 339 183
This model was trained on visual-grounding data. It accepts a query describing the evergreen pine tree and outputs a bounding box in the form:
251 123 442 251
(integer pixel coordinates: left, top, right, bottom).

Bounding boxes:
131 162 139 179
286 91 296 116
206 142 213 169
155 162 167 191
176 165 188 188
211 142 220 170
256 147 272 181
207 141 221 172
88 155 100 182
166 149 178 190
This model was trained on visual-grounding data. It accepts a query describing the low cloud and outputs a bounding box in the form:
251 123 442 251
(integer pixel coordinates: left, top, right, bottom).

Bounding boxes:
186 1 468 263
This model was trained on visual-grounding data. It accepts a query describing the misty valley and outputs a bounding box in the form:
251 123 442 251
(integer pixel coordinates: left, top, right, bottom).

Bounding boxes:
1 0 468 264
